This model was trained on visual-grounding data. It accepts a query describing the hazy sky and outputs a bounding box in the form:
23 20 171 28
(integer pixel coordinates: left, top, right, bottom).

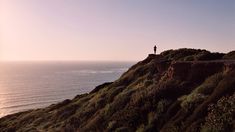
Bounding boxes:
0 0 234 61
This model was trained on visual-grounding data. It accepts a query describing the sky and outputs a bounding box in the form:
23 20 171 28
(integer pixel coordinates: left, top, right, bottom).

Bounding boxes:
0 0 234 61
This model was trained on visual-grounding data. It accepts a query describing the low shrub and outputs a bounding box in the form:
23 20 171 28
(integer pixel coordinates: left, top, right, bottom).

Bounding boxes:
201 93 235 132
179 73 223 111
107 120 117 130
223 51 235 60
180 93 207 112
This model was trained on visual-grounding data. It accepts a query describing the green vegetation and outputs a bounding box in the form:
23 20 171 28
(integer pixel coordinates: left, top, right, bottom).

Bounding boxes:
0 48 234 131
223 51 235 60
179 73 223 111
160 48 224 61
201 93 235 132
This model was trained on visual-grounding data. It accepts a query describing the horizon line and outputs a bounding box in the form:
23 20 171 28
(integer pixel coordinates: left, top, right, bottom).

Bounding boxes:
0 60 138 63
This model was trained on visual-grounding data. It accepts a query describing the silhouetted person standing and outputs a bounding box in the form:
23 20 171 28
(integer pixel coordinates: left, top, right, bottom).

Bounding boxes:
154 45 157 54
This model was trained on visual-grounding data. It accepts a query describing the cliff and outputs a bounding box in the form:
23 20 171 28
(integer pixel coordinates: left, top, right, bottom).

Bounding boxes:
0 48 235 132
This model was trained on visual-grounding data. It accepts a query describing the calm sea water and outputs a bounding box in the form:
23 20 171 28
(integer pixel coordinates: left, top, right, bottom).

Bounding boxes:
0 61 134 118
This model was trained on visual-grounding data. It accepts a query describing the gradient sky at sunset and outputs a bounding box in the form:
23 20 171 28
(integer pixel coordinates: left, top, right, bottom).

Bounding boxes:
0 0 234 61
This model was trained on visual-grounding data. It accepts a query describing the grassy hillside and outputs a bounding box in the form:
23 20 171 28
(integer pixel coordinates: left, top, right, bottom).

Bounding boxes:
0 48 234 132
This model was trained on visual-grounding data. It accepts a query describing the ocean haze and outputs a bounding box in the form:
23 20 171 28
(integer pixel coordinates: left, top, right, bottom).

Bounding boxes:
0 61 134 118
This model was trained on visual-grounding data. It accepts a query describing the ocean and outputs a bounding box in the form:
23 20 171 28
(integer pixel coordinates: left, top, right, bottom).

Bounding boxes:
0 61 134 118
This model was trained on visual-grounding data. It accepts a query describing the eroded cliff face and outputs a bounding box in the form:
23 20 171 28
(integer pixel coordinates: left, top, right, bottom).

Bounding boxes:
169 61 222 81
0 48 234 132
160 61 235 132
